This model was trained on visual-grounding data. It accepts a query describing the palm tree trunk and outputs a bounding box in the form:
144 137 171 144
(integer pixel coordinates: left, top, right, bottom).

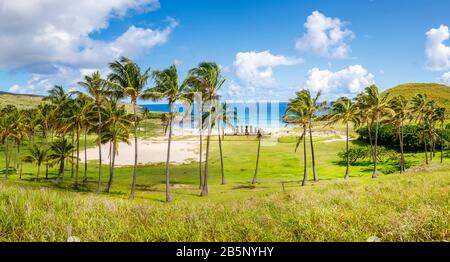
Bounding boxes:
75 129 80 189
83 126 88 183
344 121 350 180
106 138 116 193
201 104 213 196
218 122 225 185
17 143 21 179
422 115 428 164
45 130 49 180
302 126 308 186
71 132 74 178
441 127 444 164
252 135 261 184
308 119 318 181
13 141 17 170
59 158 65 182
367 119 375 162
165 105 175 202
4 137 9 179
373 113 380 178
130 101 138 200
198 104 203 189
97 106 102 194
36 164 41 182
400 123 405 173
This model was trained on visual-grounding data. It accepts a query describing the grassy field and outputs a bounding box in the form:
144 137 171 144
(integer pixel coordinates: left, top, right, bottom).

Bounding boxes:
0 130 449 241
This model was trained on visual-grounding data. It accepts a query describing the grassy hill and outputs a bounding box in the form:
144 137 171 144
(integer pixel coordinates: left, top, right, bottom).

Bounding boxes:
0 91 134 112
383 83 450 112
0 91 44 109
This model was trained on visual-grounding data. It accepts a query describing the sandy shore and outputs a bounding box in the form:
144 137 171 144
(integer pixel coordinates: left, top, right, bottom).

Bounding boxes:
84 137 199 166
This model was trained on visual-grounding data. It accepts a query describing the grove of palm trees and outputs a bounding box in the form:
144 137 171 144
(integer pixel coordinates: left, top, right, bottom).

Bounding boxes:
0 1 449 247
0 56 449 242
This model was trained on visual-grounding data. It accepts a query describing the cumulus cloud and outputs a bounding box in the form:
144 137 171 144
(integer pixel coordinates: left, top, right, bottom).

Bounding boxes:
1 0 176 94
296 11 354 59
440 72 450 86
425 25 450 71
233 50 301 88
305 65 375 98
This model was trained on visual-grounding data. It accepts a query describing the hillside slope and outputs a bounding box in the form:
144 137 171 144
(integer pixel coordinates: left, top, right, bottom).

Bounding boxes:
383 83 450 112
0 91 44 109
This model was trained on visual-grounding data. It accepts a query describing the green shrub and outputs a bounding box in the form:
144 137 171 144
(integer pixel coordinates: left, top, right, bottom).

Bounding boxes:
337 146 369 165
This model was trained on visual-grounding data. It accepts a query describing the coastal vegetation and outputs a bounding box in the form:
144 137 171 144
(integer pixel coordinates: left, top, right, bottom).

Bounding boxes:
0 57 449 242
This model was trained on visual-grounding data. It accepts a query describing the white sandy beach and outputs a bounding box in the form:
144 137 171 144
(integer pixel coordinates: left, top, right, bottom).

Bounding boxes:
84 137 199 166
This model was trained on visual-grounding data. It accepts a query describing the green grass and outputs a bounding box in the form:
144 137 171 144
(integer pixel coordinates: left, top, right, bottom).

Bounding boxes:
0 133 449 241
383 83 450 113
0 164 448 241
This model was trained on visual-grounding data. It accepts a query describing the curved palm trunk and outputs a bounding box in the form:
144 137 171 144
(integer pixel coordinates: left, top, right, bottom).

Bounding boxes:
441 127 444 163
83 126 88 183
198 103 203 189
106 135 116 193
252 134 261 184
74 129 80 189
400 123 405 173
165 106 175 202
17 143 22 179
302 126 308 186
96 106 102 194
372 113 380 178
199 131 203 189
130 101 138 200
367 119 375 162
71 132 74 178
45 130 49 180
201 104 213 196
218 122 225 185
4 137 9 179
344 121 350 180
422 115 429 165
308 119 318 181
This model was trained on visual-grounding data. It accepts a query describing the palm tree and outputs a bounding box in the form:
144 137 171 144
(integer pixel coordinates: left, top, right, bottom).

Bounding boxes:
37 103 55 179
356 85 393 178
296 89 326 181
327 97 360 179
48 138 75 182
202 102 233 185
23 145 47 181
143 64 191 202
283 100 309 186
411 94 429 164
389 96 411 173
78 71 108 194
102 99 133 193
0 105 19 179
160 113 170 136
435 107 447 163
11 114 28 179
108 56 151 200
252 129 263 184
189 62 226 196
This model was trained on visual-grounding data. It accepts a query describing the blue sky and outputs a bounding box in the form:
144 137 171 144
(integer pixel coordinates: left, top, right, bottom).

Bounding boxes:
1 0 450 102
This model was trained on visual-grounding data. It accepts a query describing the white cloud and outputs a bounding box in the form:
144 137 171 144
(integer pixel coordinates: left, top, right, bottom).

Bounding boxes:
233 50 301 88
440 71 450 85
1 0 176 94
305 65 375 98
296 11 354 59
425 25 450 71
